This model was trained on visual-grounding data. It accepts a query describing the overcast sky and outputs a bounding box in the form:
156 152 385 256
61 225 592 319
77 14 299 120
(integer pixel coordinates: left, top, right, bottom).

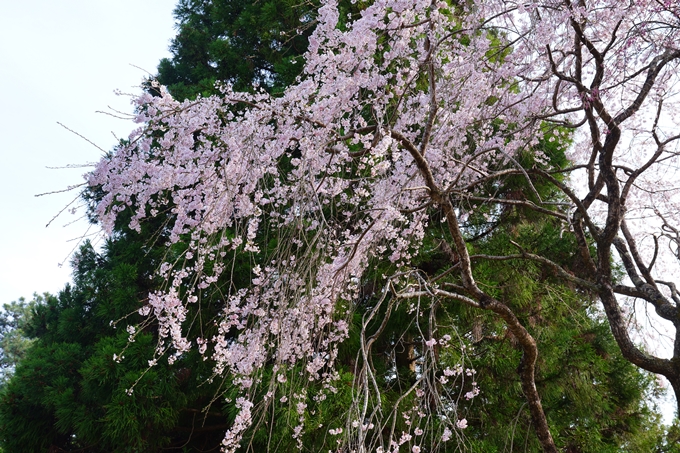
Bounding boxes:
0 0 177 304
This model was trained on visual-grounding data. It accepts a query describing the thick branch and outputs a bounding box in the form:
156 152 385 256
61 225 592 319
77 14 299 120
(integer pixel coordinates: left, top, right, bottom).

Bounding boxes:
392 129 558 453
597 284 674 376
614 49 680 125
612 236 679 323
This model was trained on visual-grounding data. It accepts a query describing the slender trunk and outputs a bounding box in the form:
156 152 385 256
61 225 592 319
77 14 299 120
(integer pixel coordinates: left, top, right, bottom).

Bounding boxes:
481 296 558 453
442 200 557 452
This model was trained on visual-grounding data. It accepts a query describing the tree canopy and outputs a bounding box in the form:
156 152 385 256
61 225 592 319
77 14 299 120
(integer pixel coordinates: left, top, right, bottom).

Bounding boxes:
86 1 680 452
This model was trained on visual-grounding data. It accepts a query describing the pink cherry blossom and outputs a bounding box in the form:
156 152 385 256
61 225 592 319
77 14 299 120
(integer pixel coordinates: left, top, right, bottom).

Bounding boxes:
88 1 680 451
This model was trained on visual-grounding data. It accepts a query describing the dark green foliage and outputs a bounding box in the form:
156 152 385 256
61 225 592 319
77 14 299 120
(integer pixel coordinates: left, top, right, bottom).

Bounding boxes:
156 0 317 99
658 422 680 453
454 224 665 452
155 0 366 100
0 233 227 452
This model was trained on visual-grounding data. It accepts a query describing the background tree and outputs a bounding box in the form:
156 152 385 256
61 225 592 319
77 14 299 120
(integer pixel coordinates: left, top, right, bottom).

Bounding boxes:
0 294 44 383
156 0 317 99
155 0 368 99
0 226 232 452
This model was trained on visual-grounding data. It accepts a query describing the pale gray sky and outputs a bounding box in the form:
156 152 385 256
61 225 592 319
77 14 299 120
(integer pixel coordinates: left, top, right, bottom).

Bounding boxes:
0 0 177 304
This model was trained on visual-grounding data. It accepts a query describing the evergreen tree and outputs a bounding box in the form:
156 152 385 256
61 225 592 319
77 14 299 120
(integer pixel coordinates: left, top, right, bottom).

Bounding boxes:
0 226 229 452
156 0 318 99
